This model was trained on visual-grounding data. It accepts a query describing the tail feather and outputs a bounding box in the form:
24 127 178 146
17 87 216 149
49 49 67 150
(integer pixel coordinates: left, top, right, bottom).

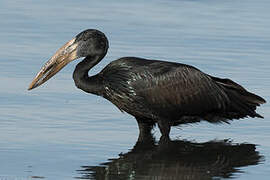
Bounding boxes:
211 76 266 119
226 89 263 118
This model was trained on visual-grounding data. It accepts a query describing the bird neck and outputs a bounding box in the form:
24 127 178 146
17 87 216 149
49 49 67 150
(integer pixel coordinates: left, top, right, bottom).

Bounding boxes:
73 55 103 95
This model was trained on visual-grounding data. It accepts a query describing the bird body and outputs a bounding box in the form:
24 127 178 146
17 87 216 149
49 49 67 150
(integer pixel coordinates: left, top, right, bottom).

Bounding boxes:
29 29 266 139
74 56 265 125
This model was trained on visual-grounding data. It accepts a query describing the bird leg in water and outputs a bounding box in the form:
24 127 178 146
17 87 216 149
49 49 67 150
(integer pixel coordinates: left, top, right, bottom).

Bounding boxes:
135 117 154 142
157 119 171 141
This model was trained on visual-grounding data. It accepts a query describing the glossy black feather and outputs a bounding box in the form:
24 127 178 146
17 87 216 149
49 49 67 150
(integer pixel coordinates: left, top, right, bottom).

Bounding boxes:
95 57 265 125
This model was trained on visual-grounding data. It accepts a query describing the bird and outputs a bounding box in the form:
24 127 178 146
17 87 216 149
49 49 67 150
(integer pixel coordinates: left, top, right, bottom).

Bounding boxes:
28 29 266 140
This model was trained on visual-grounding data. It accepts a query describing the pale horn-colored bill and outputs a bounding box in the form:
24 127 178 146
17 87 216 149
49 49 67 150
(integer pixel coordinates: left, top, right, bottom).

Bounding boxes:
28 38 78 90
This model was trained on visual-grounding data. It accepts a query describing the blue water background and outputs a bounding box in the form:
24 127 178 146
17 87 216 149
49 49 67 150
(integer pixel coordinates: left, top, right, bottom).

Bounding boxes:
0 0 269 179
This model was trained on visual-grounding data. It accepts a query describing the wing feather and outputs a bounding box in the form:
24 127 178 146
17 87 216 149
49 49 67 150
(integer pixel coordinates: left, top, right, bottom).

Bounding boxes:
131 63 230 119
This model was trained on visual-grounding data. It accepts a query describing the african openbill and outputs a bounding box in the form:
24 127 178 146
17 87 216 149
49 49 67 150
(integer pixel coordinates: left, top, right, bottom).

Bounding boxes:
28 29 266 139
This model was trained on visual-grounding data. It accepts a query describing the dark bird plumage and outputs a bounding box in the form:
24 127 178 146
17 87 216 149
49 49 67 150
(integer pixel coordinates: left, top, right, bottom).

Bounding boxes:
29 29 266 139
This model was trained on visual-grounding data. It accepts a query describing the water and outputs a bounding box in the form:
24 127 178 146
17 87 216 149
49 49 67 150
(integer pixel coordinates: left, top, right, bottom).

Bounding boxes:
0 0 269 179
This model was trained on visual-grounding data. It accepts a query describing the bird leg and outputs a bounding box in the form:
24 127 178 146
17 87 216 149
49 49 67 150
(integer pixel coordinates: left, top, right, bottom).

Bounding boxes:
135 117 154 142
157 119 171 141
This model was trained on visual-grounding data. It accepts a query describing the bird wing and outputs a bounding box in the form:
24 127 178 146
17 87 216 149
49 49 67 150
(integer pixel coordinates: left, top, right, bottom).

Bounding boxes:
101 57 264 122
131 61 230 119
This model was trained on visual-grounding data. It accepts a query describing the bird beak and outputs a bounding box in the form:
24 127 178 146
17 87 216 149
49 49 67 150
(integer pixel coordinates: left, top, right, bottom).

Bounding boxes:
28 38 79 90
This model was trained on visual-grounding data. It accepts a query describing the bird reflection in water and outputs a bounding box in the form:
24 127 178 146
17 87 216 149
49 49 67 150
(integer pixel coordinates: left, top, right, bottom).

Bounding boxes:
76 136 263 180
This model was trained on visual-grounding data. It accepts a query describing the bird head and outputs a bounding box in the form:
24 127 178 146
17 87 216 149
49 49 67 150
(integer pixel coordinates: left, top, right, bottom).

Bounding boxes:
28 29 108 90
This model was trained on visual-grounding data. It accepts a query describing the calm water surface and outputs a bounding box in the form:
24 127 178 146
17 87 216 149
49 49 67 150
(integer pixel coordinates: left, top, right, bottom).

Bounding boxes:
0 0 269 179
